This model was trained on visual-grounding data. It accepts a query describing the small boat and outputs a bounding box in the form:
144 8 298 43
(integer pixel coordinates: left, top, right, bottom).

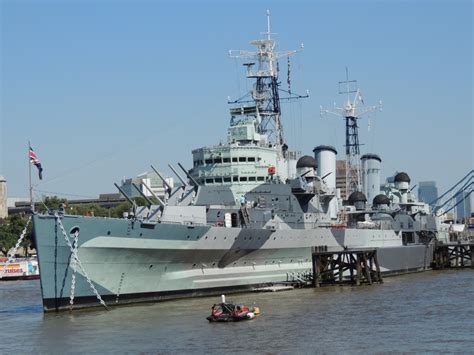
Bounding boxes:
206 295 260 322
0 256 40 281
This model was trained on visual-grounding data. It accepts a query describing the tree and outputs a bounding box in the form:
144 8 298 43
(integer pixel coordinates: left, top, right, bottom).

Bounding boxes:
0 214 31 256
36 196 67 213
109 197 146 218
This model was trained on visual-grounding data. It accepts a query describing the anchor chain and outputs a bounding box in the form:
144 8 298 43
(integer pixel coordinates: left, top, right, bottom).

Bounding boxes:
69 230 79 311
0 216 31 279
55 214 108 310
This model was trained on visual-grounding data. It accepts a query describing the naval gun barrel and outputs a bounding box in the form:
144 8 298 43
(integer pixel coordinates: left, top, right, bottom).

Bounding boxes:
132 183 154 206
168 164 188 187
300 170 311 178
321 172 332 180
114 183 136 207
150 165 172 192
141 181 165 207
177 162 200 188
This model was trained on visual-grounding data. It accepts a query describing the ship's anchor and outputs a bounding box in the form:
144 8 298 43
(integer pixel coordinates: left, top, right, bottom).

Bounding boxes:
55 214 108 310
0 216 31 279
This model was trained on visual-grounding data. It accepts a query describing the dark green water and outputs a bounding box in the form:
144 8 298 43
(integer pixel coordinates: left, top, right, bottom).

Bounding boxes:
1 270 473 354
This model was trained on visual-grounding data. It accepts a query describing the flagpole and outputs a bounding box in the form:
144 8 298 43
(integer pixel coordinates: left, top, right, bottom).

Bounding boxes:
28 140 34 212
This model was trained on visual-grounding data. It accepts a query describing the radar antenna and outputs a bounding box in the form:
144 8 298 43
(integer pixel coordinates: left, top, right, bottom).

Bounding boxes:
228 10 307 157
320 68 382 196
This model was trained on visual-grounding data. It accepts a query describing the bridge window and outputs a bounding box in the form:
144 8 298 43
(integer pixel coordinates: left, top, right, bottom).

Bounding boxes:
223 177 231 183
205 178 214 184
239 157 246 162
215 177 223 183
257 176 265 181
205 159 213 165
240 177 248 182
249 176 256 182
232 157 238 162
233 176 239 182
223 157 230 163
248 157 256 162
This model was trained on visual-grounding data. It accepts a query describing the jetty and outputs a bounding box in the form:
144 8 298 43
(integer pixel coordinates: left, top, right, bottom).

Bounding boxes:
311 247 383 287
431 242 473 269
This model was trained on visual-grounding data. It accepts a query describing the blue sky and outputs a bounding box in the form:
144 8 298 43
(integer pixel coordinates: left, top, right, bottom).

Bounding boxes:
1 0 472 199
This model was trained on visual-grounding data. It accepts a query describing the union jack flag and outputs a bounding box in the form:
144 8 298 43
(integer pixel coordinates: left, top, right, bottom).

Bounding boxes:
29 146 43 180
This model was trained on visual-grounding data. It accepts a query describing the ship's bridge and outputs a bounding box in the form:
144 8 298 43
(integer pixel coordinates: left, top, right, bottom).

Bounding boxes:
190 144 276 183
190 142 298 203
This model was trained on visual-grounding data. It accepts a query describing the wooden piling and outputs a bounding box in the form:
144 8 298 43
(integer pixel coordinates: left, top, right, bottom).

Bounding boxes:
432 243 473 269
311 248 383 287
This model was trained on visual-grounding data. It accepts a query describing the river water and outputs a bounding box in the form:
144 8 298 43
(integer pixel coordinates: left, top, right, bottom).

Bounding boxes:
1 270 473 354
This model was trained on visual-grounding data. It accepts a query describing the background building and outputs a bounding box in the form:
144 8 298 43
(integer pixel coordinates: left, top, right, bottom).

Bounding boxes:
418 181 438 204
456 191 473 222
0 175 7 218
120 171 174 200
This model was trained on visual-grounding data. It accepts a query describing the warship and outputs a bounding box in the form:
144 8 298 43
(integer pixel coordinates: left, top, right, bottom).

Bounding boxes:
33 13 438 311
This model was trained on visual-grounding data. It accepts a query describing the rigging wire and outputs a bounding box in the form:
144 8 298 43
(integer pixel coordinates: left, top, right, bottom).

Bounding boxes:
34 189 97 199
430 170 473 206
436 190 472 216
34 131 171 189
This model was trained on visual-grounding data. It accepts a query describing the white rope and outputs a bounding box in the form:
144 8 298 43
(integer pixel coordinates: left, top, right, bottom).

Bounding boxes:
0 216 32 279
55 214 108 310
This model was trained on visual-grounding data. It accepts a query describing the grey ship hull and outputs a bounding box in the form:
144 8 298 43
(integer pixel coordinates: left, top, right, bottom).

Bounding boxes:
33 214 433 311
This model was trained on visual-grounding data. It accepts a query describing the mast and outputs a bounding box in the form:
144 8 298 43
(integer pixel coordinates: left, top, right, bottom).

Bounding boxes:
228 10 307 157
321 68 382 196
